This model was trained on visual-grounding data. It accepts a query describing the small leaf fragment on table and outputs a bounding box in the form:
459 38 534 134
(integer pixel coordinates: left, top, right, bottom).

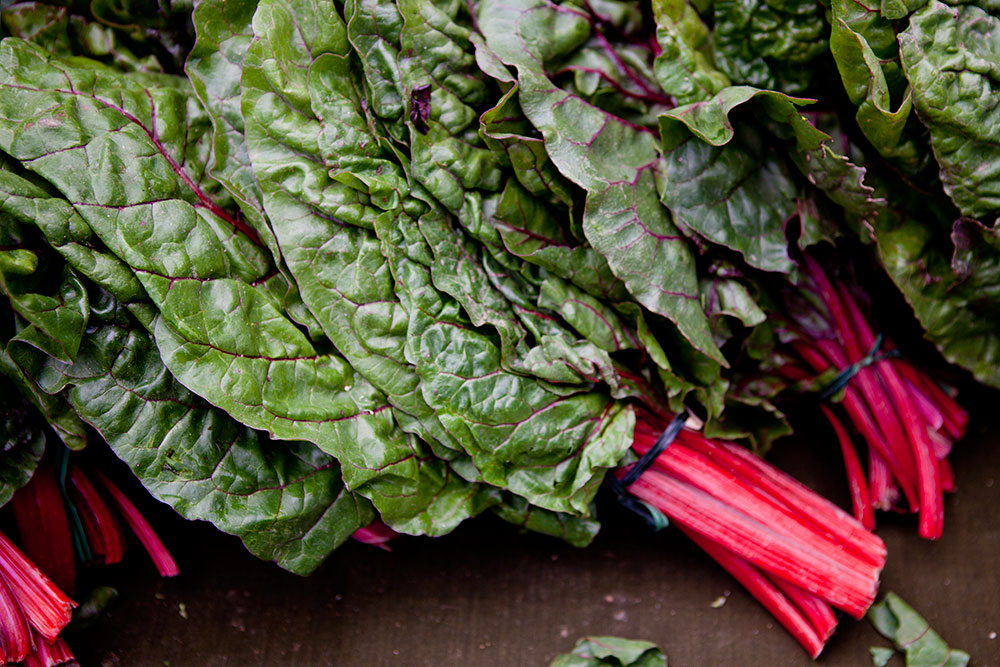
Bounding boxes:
868 592 970 666
549 636 666 667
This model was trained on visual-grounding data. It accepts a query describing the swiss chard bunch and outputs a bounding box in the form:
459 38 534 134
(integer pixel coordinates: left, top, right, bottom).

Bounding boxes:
0 0 823 573
767 254 967 539
0 0 983 642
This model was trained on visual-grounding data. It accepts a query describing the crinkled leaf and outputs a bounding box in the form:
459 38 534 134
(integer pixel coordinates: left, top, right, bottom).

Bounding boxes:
652 0 728 105
0 38 421 494
868 593 970 667
659 86 877 270
492 494 600 547
239 0 464 466
31 304 371 575
874 211 1000 388
899 1 1000 218
0 2 71 55
0 378 46 507
479 0 724 365
711 0 827 94
549 636 666 667
829 7 917 164
1 1 163 72
1 342 87 450
479 87 577 210
488 177 627 303
377 213 634 515
343 0 405 121
539 277 638 354
0 167 148 309
0 260 88 365
187 0 286 261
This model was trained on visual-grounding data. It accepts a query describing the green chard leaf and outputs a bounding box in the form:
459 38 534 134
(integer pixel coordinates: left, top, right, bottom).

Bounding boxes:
486 176 629 304
711 0 828 94
658 87 877 272
376 212 634 516
186 0 281 258
899 1 1000 218
0 37 421 497
652 0 729 106
32 298 371 575
550 636 666 667
0 374 47 507
478 0 725 366
492 494 600 547
829 0 918 164
868 593 970 667
874 211 1000 388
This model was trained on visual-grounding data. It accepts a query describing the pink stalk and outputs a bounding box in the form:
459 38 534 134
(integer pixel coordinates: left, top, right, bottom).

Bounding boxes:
939 459 955 493
867 450 897 511
680 526 827 658
92 472 178 577
900 374 945 432
67 467 126 565
791 339 919 508
894 361 967 440
628 469 880 617
820 406 874 529
926 428 953 460
836 285 943 538
0 532 74 642
801 259 923 508
352 522 399 551
671 432 886 566
10 461 75 595
0 568 30 663
632 434 877 575
767 575 838 643
24 632 74 667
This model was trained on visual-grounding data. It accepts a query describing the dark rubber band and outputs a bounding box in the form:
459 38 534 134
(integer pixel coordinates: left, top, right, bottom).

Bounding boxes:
56 446 93 564
818 334 900 400
610 410 689 530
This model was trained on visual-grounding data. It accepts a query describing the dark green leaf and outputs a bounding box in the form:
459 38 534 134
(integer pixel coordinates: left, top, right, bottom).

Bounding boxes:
479 0 724 365
899 1 1000 217
33 305 372 575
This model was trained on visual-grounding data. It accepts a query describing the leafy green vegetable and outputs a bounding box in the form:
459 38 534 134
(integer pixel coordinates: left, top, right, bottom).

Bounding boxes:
0 383 46 507
550 636 666 667
899 1 1000 217
868 592 970 667
0 0 994 580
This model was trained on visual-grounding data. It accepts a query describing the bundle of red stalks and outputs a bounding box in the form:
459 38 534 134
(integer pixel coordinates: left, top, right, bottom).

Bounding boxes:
0 456 178 665
778 255 968 538
625 409 887 658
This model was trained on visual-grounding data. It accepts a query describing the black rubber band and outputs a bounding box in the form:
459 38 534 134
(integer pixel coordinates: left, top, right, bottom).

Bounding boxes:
817 334 900 400
610 410 689 530
56 446 93 563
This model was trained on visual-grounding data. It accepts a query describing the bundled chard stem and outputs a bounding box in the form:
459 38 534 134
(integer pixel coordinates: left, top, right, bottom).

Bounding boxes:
0 453 180 664
779 254 967 538
351 522 400 552
92 471 179 578
623 409 886 657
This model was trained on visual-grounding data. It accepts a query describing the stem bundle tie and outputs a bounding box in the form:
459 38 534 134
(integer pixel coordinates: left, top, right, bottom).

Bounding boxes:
610 410 689 530
55 446 92 564
818 334 900 400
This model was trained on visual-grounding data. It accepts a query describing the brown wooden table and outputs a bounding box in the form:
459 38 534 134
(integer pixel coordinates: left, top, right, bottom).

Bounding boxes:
69 393 1000 666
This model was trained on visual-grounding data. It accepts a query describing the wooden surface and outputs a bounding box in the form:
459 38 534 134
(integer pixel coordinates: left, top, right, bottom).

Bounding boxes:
69 397 1000 666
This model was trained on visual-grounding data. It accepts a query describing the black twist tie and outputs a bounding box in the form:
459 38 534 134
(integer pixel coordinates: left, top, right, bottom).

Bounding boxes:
818 334 901 400
56 446 93 563
610 410 689 531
